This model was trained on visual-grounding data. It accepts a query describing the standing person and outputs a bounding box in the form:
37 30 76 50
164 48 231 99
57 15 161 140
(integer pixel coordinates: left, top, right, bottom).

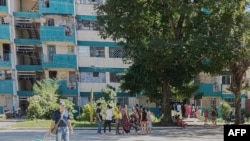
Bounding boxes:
96 102 103 135
103 105 113 135
121 105 130 134
140 108 147 135
113 103 122 135
203 107 209 125
210 106 217 126
146 108 152 134
49 101 73 141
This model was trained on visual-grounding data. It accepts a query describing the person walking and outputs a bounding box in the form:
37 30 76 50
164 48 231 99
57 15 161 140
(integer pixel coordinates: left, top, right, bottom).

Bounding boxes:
96 102 103 135
49 101 73 141
103 105 113 135
140 108 147 135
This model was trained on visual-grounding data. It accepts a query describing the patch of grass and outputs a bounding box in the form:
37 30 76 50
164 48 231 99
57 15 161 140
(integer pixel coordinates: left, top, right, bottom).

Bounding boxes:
13 120 51 128
13 120 102 128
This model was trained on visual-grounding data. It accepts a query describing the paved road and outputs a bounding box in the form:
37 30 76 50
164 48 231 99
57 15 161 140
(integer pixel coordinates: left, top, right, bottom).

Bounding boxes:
0 126 223 141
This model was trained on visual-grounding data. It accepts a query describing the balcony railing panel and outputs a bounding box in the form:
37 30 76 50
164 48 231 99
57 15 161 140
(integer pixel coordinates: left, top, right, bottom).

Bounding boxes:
0 80 14 94
0 24 10 40
40 26 75 43
42 54 77 69
39 0 74 15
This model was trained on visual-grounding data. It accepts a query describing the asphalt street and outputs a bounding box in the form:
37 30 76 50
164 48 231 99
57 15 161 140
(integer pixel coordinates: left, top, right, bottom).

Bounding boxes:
0 126 223 141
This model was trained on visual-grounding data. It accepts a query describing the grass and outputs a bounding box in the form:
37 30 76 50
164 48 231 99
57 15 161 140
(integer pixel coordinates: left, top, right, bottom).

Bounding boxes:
13 120 100 128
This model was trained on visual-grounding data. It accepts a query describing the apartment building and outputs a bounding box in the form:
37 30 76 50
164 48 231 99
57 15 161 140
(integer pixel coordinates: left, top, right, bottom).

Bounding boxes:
0 0 248 116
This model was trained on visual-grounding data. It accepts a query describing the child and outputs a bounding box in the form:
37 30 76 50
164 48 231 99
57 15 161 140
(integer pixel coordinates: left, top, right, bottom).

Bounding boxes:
146 108 152 134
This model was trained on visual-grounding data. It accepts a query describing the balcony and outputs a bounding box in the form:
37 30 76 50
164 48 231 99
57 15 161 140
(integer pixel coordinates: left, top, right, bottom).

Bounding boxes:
13 12 40 18
14 39 41 45
39 0 74 15
40 26 75 43
0 2 8 14
59 80 78 95
0 80 14 94
0 24 10 40
0 53 12 68
16 65 43 71
42 54 77 69
17 91 34 96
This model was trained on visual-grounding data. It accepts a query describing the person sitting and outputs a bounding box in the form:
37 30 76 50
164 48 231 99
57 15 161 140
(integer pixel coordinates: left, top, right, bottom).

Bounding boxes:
175 115 187 128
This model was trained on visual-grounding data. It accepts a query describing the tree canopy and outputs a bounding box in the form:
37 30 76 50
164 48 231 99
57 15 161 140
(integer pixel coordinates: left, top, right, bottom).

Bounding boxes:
97 0 247 125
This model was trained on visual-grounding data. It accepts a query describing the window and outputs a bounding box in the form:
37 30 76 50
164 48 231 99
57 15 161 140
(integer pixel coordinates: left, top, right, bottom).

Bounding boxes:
110 72 122 83
67 46 74 54
210 98 216 106
80 72 106 83
77 20 102 31
117 97 129 106
109 47 127 58
222 75 231 84
90 47 105 57
0 0 6 6
42 0 50 8
47 18 54 26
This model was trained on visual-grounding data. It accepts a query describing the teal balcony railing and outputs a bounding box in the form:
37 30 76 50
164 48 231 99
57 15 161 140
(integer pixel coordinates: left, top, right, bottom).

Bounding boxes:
17 91 34 96
0 4 8 13
0 53 12 68
14 39 41 45
42 54 77 69
39 0 74 15
0 80 14 94
0 24 10 40
16 65 43 71
13 12 40 18
40 26 75 43
59 80 78 95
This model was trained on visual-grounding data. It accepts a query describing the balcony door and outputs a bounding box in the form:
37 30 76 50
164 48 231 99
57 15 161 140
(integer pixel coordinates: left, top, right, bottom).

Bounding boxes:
47 45 55 61
3 43 10 61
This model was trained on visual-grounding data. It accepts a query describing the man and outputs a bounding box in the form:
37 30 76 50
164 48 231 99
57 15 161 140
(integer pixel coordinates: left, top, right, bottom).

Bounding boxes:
49 101 73 141
113 103 122 135
96 102 103 135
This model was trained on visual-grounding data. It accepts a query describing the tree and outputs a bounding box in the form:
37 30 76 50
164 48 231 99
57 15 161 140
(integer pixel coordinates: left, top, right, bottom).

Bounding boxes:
27 78 59 119
97 0 246 125
226 12 250 124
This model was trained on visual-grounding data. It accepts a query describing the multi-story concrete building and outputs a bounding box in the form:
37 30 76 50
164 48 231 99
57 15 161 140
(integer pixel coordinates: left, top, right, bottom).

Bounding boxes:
0 0 248 116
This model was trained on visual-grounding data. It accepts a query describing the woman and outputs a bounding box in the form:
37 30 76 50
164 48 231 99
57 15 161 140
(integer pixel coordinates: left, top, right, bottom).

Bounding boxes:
146 108 152 134
140 108 147 135
130 108 140 135
121 105 130 134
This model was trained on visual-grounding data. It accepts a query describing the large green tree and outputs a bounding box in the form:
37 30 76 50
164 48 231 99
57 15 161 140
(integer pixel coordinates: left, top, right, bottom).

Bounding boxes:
226 12 250 124
97 0 247 125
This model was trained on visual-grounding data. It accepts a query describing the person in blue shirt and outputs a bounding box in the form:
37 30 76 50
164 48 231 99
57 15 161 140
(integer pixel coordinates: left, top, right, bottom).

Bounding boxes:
49 101 73 141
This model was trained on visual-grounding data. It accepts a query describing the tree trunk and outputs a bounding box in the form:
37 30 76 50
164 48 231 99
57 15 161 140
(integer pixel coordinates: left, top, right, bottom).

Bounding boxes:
161 79 173 126
234 92 241 124
229 60 250 125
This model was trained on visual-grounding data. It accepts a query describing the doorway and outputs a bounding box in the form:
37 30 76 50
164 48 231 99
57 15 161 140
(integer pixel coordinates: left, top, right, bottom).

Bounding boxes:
3 43 10 61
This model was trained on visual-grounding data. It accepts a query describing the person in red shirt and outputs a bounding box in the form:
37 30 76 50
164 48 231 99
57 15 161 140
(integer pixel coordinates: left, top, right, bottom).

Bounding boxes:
204 107 209 125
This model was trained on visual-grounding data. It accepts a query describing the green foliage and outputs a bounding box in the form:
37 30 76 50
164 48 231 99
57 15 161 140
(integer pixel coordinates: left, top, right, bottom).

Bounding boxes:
26 102 43 120
220 101 232 120
102 85 117 103
97 0 247 125
26 78 76 120
171 81 200 101
77 104 92 121
27 78 59 119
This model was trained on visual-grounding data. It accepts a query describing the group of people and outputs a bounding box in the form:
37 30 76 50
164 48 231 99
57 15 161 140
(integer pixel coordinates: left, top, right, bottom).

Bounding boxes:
96 103 153 135
203 106 218 125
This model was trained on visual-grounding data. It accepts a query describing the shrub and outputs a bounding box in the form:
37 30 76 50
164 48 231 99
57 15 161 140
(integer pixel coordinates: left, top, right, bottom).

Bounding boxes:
27 103 43 119
219 100 232 120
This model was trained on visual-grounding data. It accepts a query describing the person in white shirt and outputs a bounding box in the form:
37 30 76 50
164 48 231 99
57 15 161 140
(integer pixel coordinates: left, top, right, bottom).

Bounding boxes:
177 103 181 113
103 105 113 134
